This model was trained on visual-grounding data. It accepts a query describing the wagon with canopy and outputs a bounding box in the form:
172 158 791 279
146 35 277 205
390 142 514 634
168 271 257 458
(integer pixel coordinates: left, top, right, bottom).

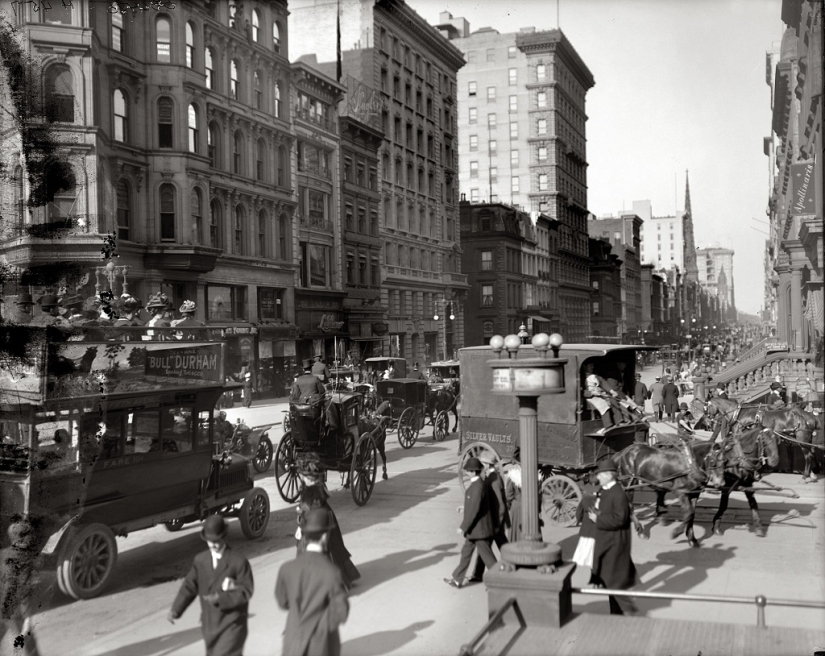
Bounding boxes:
457 342 656 526
373 378 428 449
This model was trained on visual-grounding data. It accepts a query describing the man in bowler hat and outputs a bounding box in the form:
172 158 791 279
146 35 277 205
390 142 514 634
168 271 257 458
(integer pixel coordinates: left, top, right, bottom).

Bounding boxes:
587 459 637 615
168 516 254 656
444 457 497 588
275 508 350 656
290 359 326 405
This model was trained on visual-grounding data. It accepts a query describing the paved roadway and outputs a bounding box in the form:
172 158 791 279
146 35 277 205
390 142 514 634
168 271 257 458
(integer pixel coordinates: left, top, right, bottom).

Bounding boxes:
28 369 825 656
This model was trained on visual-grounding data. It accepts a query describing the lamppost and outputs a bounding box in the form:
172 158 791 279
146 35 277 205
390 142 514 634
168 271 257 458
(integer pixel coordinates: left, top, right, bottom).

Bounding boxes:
433 297 456 361
518 323 529 344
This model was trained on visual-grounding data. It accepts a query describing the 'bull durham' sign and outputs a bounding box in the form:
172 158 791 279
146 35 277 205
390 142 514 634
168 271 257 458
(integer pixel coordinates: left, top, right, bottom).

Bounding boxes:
145 345 222 382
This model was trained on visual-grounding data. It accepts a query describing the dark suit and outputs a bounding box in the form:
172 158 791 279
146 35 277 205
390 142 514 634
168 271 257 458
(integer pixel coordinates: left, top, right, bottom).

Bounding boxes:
453 477 497 581
407 369 426 381
275 551 349 656
592 483 637 615
291 373 326 403
170 547 254 656
472 470 509 578
312 361 331 382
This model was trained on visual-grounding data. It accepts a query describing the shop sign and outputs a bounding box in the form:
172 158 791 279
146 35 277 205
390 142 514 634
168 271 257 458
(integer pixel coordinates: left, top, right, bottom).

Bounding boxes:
371 321 389 336
764 341 789 352
224 326 257 336
319 314 345 332
145 344 223 382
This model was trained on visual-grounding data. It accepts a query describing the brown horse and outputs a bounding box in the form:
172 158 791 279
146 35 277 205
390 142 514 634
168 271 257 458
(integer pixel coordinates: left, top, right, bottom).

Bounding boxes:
358 400 391 480
613 439 723 548
426 387 460 433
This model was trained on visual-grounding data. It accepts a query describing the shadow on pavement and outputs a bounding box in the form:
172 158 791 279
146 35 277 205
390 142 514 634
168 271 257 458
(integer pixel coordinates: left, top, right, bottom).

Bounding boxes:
90 626 202 656
351 544 455 596
343 620 435 656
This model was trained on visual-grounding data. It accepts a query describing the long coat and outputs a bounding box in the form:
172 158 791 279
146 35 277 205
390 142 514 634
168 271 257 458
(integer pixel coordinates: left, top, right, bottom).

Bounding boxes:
461 478 494 539
648 382 665 407
633 381 649 406
291 373 325 404
485 471 510 533
275 551 350 656
662 382 681 415
170 547 254 656
592 484 636 590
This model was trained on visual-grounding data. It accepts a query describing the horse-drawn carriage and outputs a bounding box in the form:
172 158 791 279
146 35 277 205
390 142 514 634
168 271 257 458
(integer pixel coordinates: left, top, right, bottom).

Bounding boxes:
373 378 427 449
457 343 655 527
426 360 461 442
364 356 407 381
274 391 381 506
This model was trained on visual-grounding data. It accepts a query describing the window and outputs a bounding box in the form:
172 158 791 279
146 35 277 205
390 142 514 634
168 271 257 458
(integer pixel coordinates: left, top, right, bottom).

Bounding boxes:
486 48 495 62
278 214 289 259
489 139 497 155
346 251 354 284
344 204 353 231
511 176 519 193
481 250 492 270
230 60 239 100
156 16 171 63
46 65 74 123
274 82 282 118
482 284 494 307
257 209 267 256
205 48 215 89
207 285 246 320
487 86 496 102
508 45 517 59
468 81 477 96
509 122 518 140
592 301 600 316
112 11 125 53
12 166 24 227
536 64 546 81
116 179 130 240
228 0 238 28
538 173 548 191
185 22 195 68
470 161 478 178
359 254 367 283
253 71 262 109
487 113 496 128
509 95 517 113
358 207 366 233
252 9 261 43
467 50 476 63
210 199 222 248
233 131 244 175
490 166 497 183
256 138 265 180
113 89 128 142
273 22 281 53
538 145 547 162
160 184 175 241
191 188 203 244
470 189 479 202
469 135 478 151
468 107 477 124
537 91 547 108
188 104 199 153
371 255 380 286
158 97 173 148
537 118 547 136
208 122 220 168
508 69 517 85
234 204 245 254
510 151 519 167
258 288 284 320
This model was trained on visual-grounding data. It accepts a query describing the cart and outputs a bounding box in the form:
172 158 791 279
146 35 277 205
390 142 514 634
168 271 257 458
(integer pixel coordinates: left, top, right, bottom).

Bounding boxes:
0 329 270 600
427 360 460 388
457 342 657 527
364 357 407 382
374 378 427 449
274 391 379 506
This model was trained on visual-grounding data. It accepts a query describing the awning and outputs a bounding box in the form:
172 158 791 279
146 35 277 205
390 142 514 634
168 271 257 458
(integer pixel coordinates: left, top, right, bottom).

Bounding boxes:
257 322 300 339
350 336 389 341
528 315 551 323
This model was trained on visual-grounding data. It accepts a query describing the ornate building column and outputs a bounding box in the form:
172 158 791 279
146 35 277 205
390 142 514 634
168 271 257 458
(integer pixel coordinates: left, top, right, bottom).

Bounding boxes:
790 267 804 350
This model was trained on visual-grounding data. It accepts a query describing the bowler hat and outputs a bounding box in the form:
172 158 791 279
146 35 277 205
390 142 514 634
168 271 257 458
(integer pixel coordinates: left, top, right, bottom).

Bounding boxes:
770 382 781 390
463 457 483 472
303 508 333 538
679 402 688 410
38 294 58 309
16 293 34 306
200 515 228 542
635 373 641 379
717 383 726 390
595 459 618 474
655 375 661 380
302 358 313 369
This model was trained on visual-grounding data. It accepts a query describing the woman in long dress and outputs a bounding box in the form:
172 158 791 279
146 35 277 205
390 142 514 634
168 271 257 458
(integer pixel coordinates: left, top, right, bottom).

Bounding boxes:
505 465 523 542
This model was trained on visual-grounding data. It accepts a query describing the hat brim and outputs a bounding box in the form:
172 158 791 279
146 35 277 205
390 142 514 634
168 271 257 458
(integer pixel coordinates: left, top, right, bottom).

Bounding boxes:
201 526 228 541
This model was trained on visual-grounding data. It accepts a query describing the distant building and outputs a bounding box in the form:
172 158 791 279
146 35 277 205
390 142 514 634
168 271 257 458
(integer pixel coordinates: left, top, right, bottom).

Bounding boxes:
633 200 685 271
696 246 736 321
588 237 622 342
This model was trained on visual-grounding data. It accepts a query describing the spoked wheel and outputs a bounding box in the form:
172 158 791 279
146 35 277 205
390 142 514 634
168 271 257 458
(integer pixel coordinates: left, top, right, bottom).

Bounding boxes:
397 408 418 449
56 523 118 600
275 432 301 503
540 474 582 527
164 519 186 532
458 443 500 492
433 411 449 442
253 435 273 473
351 433 378 506
239 487 271 539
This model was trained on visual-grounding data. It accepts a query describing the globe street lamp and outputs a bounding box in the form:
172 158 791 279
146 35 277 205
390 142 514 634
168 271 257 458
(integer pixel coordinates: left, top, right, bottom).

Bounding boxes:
518 323 529 344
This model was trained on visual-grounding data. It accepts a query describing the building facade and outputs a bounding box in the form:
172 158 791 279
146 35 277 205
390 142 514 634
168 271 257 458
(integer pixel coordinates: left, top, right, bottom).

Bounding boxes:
633 199 685 272
588 237 622 342
442 16 595 342
290 0 468 365
696 246 736 322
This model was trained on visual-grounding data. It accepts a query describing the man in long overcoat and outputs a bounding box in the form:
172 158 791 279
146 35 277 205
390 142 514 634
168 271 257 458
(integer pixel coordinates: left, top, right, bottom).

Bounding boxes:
276 508 350 656
633 373 648 414
470 460 510 582
291 360 326 404
168 516 254 656
311 355 331 384
661 375 681 421
588 459 637 616
648 375 665 421
444 457 497 588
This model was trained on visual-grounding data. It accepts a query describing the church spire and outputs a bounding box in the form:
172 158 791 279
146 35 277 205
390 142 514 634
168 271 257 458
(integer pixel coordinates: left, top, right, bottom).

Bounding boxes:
682 170 699 283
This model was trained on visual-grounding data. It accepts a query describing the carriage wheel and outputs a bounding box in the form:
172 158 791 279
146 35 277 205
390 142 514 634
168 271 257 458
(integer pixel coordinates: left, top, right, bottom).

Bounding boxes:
56 523 118 600
434 411 449 442
398 408 418 449
253 435 273 473
351 433 378 506
458 443 500 493
239 487 270 539
540 475 582 527
274 433 301 503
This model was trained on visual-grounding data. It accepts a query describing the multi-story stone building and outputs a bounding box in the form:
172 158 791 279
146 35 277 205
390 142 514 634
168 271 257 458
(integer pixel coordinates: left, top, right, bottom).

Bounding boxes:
441 15 595 341
696 246 736 322
633 199 685 272
533 212 560 332
290 0 468 365
588 237 622 342
0 0 299 398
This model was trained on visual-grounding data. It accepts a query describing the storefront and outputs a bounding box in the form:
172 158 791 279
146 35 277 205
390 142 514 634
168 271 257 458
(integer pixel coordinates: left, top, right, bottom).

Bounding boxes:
346 319 389 363
256 321 299 399
295 290 347 364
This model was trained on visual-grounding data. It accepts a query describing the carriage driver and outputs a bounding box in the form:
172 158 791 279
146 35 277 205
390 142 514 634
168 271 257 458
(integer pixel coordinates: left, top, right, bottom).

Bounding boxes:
290 359 326 405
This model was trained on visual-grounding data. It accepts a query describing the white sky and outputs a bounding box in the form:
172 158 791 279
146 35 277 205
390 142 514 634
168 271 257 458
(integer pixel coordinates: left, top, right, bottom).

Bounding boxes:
410 0 784 314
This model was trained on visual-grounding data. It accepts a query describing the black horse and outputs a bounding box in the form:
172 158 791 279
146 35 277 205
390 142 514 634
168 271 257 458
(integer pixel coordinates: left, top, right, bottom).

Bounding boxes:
359 400 390 480
426 383 460 434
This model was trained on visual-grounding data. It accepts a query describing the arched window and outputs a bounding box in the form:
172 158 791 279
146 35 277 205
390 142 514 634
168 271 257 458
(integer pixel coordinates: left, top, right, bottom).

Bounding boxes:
208 121 220 169
191 188 202 244
274 81 282 118
273 21 281 53
158 97 173 148
228 0 238 29
277 145 287 186
160 184 176 241
113 89 128 142
234 204 245 254
210 199 222 248
253 70 262 109
278 213 289 259
230 59 239 100
112 11 125 52
256 138 265 181
233 131 244 175
185 21 195 68
252 9 261 43
188 104 199 153
13 165 25 228
258 209 267 257
205 47 215 89
46 65 74 123
156 16 171 63
117 179 131 240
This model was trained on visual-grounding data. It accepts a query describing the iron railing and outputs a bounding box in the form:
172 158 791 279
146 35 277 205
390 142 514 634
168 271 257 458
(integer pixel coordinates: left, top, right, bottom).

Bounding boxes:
458 597 523 656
